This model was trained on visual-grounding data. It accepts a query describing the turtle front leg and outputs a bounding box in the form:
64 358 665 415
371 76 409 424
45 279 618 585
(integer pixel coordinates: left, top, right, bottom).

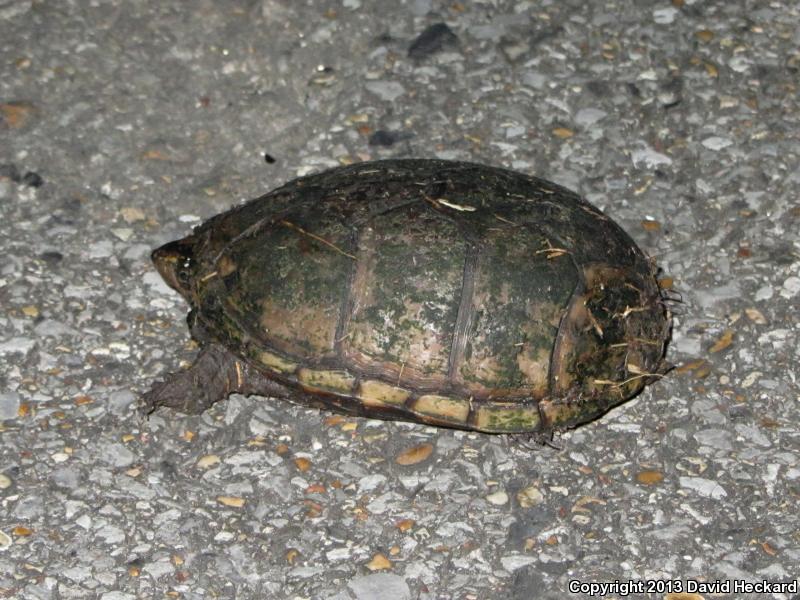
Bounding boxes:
142 343 290 414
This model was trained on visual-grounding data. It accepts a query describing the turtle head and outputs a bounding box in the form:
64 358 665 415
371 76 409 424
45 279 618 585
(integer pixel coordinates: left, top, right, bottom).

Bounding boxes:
151 236 198 300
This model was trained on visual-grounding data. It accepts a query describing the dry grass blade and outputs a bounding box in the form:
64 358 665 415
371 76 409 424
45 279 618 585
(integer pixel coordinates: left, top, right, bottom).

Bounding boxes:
535 239 570 259
280 220 356 259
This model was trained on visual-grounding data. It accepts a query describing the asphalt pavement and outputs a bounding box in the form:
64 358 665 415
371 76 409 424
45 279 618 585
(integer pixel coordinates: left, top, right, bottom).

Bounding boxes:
1 1 798 598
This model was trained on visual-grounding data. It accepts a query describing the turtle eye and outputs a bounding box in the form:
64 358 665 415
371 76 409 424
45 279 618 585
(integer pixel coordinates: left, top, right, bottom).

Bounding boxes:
177 259 192 286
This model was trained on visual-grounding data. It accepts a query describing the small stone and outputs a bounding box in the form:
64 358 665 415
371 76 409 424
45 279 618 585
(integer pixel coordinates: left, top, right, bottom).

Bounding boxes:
500 554 537 571
552 127 574 139
101 592 136 600
631 146 672 168
653 6 678 24
408 23 458 60
740 371 762 388
108 390 137 415
111 228 134 241
21 305 39 317
0 101 37 129
100 442 135 468
744 308 767 324
365 81 406 102
348 573 410 600
217 495 246 508
516 486 544 508
395 519 415 532
679 476 727 499
120 207 146 223
0 531 11 551
0 337 36 356
642 219 661 231
395 443 433 466
701 136 733 150
636 470 664 485
368 130 404 147
0 392 21 420
486 490 509 505
294 457 311 472
197 454 221 468
366 553 392 571
51 466 80 489
502 39 530 62
780 275 800 298
358 474 387 493
51 452 70 464
0 473 11 489
708 330 734 353
695 29 714 43
755 285 773 301
729 55 750 73
574 108 607 127
21 171 43 188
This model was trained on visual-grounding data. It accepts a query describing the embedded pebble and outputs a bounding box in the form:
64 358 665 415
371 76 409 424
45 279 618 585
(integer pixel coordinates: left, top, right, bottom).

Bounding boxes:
0 337 35 356
780 275 800 298
631 146 672 168
653 7 678 24
701 136 733 150
575 108 607 126
516 486 544 508
365 81 405 102
107 390 137 415
486 490 509 505
501 554 537 571
408 23 458 60
0 392 21 420
348 573 410 600
679 477 727 499
99 443 135 468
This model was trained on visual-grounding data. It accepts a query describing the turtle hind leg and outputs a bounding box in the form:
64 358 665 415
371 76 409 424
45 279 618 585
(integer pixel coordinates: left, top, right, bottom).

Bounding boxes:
141 343 290 415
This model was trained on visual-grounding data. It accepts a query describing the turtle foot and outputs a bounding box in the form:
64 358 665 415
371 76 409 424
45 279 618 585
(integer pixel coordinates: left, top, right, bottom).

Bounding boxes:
141 372 218 415
140 344 234 415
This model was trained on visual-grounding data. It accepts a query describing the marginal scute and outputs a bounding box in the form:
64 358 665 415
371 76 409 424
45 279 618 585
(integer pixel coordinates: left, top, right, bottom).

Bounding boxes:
357 379 411 407
413 394 470 423
257 350 297 374
538 398 589 429
298 368 356 393
473 402 541 433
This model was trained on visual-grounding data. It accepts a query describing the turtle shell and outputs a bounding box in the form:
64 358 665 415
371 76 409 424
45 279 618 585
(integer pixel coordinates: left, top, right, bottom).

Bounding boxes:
159 159 670 433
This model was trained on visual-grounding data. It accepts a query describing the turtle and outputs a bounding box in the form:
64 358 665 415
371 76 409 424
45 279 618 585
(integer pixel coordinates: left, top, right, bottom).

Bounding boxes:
143 159 670 435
